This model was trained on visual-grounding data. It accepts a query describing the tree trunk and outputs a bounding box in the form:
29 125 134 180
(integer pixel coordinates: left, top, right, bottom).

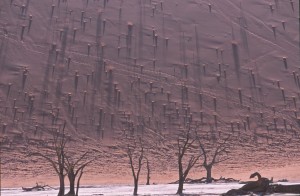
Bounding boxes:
66 171 76 196
58 152 65 196
176 177 184 194
205 166 212 183
146 173 150 185
58 174 65 196
133 178 138 195
146 160 150 185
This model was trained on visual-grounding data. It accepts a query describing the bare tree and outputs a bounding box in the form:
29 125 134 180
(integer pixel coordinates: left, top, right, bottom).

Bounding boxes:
127 139 144 195
28 130 68 196
64 151 95 196
28 129 95 196
197 136 230 183
176 131 200 194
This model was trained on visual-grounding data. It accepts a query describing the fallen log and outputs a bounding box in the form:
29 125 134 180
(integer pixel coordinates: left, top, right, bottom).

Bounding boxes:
22 183 47 192
268 184 300 194
223 172 300 195
223 172 270 195
170 177 240 184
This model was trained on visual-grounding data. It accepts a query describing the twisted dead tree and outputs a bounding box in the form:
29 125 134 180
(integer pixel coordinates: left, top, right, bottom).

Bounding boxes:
28 128 95 196
127 138 144 195
197 136 231 183
28 130 68 196
176 130 200 194
64 151 95 196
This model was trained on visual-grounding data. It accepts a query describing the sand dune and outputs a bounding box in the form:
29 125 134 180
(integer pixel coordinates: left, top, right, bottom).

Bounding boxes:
0 0 300 189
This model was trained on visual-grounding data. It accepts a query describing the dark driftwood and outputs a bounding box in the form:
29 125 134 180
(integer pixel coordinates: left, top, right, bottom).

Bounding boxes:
269 184 300 194
223 172 269 195
170 177 239 184
21 183 55 192
187 177 239 184
22 184 46 191
224 184 300 195
223 172 300 195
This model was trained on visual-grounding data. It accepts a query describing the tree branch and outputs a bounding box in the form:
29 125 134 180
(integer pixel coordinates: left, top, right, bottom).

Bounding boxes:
74 158 95 176
136 146 144 179
214 157 230 164
73 151 90 167
211 139 230 164
29 152 60 174
127 146 136 180
183 155 200 178
197 138 207 166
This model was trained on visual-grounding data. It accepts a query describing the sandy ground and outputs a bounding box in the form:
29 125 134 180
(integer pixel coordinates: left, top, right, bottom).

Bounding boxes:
0 0 300 189
1 183 246 196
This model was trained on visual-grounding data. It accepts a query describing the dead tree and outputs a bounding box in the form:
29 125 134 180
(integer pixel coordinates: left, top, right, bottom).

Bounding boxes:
28 130 68 196
127 139 144 195
176 131 200 194
197 136 230 183
64 151 95 196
